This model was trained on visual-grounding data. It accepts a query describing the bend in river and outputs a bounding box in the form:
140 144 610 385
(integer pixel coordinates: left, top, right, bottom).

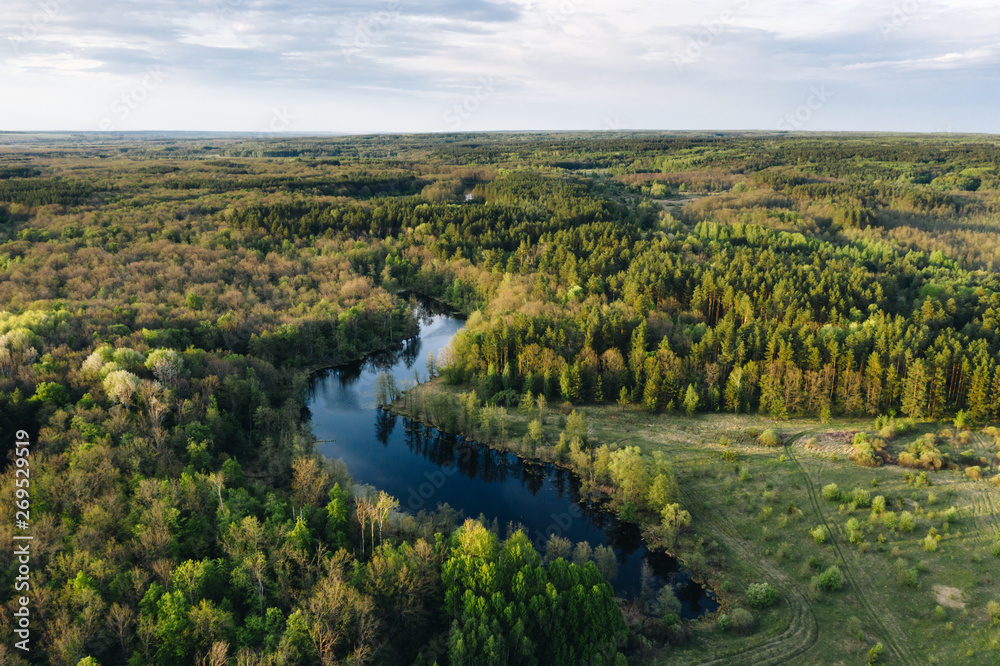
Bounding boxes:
306 304 717 619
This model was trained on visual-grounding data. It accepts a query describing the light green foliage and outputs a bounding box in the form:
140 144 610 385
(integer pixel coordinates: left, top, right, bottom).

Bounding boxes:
810 525 829 544
609 446 648 504
102 369 141 405
647 473 677 511
683 383 699 416
758 429 781 447
822 483 841 502
848 487 871 508
899 511 916 532
745 582 778 608
146 348 184 383
661 503 692 548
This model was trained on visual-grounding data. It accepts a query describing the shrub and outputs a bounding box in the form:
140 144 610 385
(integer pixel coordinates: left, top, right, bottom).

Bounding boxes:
897 567 918 588
849 487 872 508
728 608 755 635
966 466 983 480
871 495 886 514
716 614 729 632
822 483 841 502
935 605 946 621
722 449 739 462
987 600 1000 622
812 565 844 592
810 525 829 544
899 437 944 470
867 642 883 664
899 511 915 532
759 429 782 447
745 582 779 608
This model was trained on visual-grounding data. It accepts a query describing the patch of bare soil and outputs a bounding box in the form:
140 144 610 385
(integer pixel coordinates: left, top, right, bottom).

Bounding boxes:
800 430 855 455
932 584 965 609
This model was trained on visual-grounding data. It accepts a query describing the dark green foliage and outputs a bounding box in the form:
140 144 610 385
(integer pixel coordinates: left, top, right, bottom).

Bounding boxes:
812 565 845 592
728 608 756 635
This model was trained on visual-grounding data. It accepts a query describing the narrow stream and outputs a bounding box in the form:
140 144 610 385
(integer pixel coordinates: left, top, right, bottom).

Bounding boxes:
306 306 717 619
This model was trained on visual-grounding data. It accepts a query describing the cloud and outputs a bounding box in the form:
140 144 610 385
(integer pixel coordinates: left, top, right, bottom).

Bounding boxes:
844 47 998 71
0 0 996 131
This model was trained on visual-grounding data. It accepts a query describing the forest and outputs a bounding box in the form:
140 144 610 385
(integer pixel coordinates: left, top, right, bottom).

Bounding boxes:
2 131 1000 664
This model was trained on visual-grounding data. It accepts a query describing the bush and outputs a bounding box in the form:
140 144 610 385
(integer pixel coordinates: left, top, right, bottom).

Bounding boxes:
821 483 841 502
966 466 983 480
897 567 918 588
716 614 729 632
728 608 755 635
812 565 844 592
849 487 871 508
745 582 779 608
809 525 829 544
899 511 915 532
758 429 782 447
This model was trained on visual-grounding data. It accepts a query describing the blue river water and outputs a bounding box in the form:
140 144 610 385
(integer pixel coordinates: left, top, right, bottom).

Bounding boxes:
306 308 717 619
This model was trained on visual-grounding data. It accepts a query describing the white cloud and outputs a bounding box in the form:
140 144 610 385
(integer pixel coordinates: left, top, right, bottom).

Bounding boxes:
845 46 997 71
0 0 996 131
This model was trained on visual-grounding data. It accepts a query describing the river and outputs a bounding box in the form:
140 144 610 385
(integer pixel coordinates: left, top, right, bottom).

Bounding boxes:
306 306 717 619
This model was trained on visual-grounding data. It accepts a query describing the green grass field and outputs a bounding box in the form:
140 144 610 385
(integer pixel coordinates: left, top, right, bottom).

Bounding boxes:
395 383 1000 664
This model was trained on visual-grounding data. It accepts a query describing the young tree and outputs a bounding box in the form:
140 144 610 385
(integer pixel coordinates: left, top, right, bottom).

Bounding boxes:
374 490 399 548
661 503 691 548
683 384 699 416
617 386 631 411
609 446 648 504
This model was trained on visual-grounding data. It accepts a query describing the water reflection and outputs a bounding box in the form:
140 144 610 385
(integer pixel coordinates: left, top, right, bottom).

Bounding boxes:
307 305 718 619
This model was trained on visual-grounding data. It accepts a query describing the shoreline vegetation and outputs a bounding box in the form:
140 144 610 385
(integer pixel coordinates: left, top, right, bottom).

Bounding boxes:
386 377 695 560
389 378 1000 664
3 132 1000 663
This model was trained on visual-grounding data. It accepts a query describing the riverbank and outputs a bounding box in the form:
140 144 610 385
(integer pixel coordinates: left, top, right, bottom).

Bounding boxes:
389 380 1000 664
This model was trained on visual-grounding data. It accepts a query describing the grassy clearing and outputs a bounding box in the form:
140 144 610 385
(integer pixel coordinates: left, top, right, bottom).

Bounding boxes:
394 382 1000 664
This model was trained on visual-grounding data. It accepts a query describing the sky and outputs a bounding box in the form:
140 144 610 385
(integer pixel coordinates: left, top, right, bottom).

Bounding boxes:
0 0 997 133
